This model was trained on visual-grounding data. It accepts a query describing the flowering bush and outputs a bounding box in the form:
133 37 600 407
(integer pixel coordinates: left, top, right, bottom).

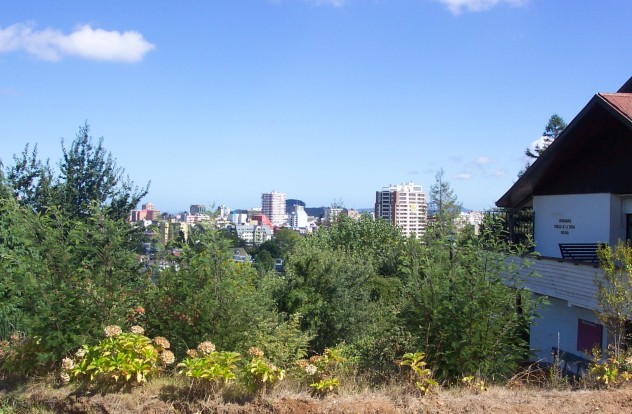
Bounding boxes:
0 333 48 376
243 346 285 395
177 340 241 391
61 325 174 389
296 347 346 396
588 346 632 388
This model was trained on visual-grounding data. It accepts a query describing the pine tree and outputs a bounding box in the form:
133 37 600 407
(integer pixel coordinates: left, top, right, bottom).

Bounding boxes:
525 114 567 159
428 169 461 235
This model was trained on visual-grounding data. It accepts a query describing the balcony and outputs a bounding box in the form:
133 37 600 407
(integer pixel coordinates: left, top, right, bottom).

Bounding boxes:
508 255 603 310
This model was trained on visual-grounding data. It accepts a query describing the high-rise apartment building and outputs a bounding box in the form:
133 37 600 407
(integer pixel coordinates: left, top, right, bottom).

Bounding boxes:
262 191 287 226
190 204 206 215
375 182 427 239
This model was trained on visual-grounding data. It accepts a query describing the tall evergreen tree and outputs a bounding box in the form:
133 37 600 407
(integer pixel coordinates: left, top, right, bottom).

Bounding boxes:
524 113 567 160
428 169 461 235
58 123 149 221
4 122 149 221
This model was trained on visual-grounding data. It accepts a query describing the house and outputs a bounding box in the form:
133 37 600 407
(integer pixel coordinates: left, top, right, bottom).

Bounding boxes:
496 76 632 371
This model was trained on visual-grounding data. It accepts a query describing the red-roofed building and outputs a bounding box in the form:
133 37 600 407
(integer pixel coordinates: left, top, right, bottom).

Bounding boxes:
496 77 632 373
251 213 273 230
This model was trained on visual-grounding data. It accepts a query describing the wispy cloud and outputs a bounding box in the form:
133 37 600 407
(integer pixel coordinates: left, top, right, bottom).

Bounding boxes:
453 172 473 180
487 169 507 178
473 156 494 166
0 23 155 62
435 0 528 15
310 0 349 6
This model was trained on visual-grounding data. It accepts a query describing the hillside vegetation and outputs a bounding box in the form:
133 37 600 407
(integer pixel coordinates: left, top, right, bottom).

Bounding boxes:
2 125 630 412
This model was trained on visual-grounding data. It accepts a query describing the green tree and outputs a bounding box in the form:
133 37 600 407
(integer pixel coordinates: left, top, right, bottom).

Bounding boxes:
0 191 38 338
595 241 632 360
5 144 55 214
274 215 407 357
277 241 379 352
4 123 149 221
428 169 461 236
525 114 567 159
19 205 146 364
309 213 406 278
57 123 149 221
400 218 536 380
0 126 150 367
254 249 275 272
145 224 277 356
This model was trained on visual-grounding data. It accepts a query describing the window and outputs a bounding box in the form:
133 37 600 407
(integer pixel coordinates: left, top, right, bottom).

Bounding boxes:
627 214 632 243
577 319 603 353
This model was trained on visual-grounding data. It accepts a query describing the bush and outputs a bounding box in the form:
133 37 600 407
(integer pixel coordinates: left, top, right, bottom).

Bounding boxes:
242 346 285 396
295 347 347 396
62 325 174 390
177 340 241 395
398 352 438 395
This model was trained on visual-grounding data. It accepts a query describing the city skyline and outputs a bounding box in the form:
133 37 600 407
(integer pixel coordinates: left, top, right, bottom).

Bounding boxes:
2 1 632 212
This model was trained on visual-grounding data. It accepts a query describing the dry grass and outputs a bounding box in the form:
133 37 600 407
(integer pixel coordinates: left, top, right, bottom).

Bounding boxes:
2 372 632 414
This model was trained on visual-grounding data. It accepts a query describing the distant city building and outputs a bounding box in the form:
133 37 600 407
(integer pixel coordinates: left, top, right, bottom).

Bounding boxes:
131 202 161 222
456 210 484 234
230 209 249 225
346 209 362 221
375 182 428 239
190 204 206 215
289 205 308 230
217 205 230 219
251 213 274 230
160 220 188 244
229 223 273 246
262 191 287 226
286 199 306 214
323 207 344 225
184 213 211 225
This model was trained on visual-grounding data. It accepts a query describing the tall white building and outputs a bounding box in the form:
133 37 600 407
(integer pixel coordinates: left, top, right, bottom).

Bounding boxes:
289 205 308 230
262 191 287 226
375 182 428 239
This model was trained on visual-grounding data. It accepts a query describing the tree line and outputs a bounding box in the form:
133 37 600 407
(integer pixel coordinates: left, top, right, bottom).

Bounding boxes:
0 124 540 382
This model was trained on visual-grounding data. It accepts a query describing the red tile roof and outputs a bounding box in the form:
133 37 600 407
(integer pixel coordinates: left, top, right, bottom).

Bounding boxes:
599 93 632 121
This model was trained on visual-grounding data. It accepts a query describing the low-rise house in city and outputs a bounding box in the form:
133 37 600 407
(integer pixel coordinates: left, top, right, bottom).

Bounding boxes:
496 77 632 372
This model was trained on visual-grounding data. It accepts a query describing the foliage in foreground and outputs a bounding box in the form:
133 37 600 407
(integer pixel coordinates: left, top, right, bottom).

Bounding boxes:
1 126 541 387
61 325 174 389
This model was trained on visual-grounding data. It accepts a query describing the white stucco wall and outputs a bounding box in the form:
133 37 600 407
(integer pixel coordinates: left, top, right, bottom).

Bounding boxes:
530 295 605 364
533 194 614 257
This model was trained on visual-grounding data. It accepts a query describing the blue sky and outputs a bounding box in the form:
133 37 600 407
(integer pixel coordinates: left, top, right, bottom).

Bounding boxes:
1 0 631 212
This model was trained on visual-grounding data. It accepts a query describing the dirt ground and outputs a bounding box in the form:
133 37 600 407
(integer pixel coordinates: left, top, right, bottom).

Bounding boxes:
6 382 632 414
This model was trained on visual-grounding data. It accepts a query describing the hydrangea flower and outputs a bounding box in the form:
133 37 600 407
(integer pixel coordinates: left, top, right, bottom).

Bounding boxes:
160 350 175 365
61 357 74 370
104 325 122 338
197 341 216 355
248 346 264 358
153 336 170 349
305 364 318 375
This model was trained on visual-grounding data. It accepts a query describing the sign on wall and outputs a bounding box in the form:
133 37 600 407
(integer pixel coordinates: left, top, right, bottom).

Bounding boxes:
554 218 575 235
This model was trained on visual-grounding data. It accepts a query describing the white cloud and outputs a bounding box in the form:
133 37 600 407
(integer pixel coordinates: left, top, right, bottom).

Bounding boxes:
487 169 507 178
530 135 546 151
474 156 494 166
0 23 155 62
435 0 528 15
453 172 473 180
